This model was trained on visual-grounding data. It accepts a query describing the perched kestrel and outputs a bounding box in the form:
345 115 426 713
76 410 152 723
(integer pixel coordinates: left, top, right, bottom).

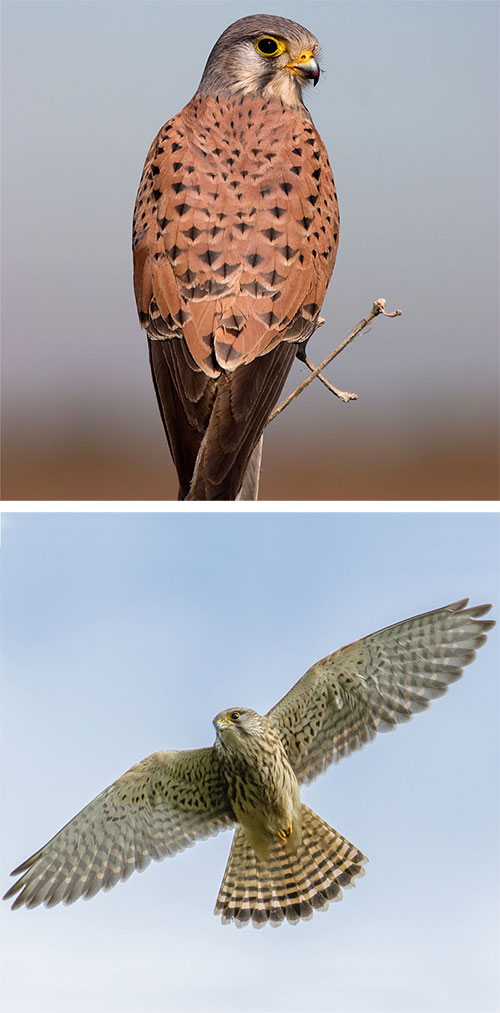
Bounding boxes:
133 15 339 500
4 600 494 927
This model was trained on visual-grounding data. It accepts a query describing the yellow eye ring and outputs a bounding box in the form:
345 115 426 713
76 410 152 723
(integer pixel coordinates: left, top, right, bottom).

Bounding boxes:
230 711 241 722
254 36 287 58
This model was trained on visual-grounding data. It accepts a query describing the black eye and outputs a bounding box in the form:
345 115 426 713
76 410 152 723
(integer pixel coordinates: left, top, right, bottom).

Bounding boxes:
257 37 279 55
230 711 241 722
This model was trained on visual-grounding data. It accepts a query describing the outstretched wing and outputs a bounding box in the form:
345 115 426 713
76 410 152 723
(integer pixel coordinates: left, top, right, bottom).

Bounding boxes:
267 600 494 785
4 747 233 910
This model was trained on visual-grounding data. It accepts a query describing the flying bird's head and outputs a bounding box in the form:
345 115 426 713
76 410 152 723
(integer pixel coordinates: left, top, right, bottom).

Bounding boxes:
213 707 272 756
214 706 258 736
198 15 320 107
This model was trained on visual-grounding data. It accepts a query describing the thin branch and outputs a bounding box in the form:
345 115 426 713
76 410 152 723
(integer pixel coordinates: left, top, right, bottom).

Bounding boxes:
300 317 357 402
302 353 358 402
266 298 402 427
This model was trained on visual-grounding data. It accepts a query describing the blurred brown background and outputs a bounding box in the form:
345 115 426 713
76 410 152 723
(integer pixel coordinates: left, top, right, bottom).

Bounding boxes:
3 400 497 500
2 1 498 501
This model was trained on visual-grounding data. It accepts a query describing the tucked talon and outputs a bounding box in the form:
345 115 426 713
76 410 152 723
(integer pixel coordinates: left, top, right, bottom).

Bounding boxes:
277 822 293 841
4 600 492 929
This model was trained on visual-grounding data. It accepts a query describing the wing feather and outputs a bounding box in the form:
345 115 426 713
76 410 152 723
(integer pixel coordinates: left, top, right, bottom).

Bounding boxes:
267 600 494 784
132 94 339 374
133 93 339 498
4 747 233 909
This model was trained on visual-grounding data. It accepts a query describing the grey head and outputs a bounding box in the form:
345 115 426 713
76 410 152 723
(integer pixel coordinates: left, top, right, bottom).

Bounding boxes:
198 14 320 106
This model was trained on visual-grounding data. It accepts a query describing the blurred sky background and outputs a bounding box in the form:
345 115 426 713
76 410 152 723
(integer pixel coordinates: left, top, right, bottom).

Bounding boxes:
1 0 498 500
1 510 499 1011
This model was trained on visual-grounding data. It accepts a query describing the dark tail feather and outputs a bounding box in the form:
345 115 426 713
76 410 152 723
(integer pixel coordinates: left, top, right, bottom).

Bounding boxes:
149 336 297 500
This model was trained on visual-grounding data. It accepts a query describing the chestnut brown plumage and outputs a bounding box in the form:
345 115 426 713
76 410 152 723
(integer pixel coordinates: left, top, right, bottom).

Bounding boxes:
133 15 339 499
5 600 494 926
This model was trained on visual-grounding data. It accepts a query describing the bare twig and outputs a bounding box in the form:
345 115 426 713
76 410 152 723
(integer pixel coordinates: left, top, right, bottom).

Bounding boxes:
266 298 402 427
302 353 358 402
300 316 357 402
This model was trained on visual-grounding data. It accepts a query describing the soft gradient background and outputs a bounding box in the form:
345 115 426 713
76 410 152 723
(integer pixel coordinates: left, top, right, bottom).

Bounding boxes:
1 511 499 1011
1 0 498 500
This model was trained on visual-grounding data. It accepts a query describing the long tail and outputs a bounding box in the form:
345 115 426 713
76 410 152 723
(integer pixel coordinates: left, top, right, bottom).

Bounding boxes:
215 804 368 928
149 337 296 500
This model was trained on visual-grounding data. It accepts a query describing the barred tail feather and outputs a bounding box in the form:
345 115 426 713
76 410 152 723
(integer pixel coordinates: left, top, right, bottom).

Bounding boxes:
215 804 367 928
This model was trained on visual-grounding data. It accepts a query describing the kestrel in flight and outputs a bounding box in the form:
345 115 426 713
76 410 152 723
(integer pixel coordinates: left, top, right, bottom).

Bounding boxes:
4 599 494 927
133 15 339 499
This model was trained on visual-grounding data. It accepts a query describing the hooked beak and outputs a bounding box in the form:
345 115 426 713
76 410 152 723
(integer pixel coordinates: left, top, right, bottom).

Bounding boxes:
214 715 231 732
287 49 320 87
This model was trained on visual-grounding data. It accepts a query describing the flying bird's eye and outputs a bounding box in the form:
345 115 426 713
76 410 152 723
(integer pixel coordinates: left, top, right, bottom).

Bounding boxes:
255 36 286 57
230 711 241 722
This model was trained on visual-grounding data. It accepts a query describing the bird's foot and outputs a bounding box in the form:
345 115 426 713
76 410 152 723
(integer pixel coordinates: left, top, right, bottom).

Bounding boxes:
276 822 293 842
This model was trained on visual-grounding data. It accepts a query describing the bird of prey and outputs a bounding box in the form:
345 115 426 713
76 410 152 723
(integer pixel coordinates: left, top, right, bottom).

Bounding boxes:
4 599 494 926
133 15 339 500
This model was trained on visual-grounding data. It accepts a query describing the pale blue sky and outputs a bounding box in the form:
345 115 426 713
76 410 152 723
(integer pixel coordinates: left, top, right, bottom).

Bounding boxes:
1 511 499 1011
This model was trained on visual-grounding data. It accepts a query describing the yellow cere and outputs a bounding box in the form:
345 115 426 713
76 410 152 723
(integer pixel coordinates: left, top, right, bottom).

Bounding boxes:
286 49 316 74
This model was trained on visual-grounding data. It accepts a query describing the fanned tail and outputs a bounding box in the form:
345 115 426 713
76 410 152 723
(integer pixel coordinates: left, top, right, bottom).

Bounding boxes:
215 804 367 928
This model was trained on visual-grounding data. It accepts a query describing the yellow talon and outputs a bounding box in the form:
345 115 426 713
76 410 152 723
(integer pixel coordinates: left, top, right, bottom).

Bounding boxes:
277 822 292 841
